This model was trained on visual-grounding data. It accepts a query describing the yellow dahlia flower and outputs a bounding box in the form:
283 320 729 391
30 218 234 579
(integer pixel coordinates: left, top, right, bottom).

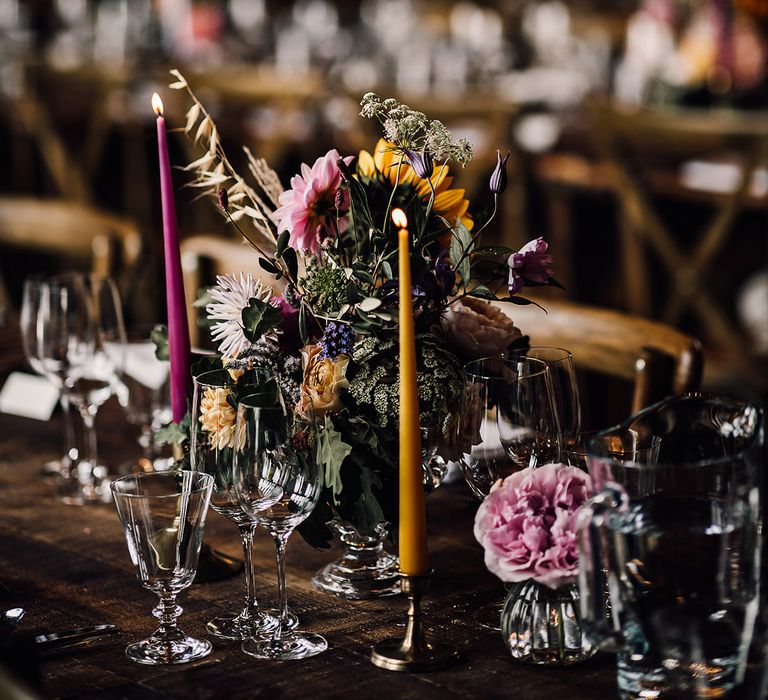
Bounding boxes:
358 139 473 232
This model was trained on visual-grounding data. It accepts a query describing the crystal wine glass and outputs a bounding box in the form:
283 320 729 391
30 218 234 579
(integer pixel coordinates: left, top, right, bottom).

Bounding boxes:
111 470 213 665
458 355 561 629
236 400 327 661
507 346 581 440
459 355 561 498
20 275 78 477
38 273 126 504
121 325 172 464
190 369 284 640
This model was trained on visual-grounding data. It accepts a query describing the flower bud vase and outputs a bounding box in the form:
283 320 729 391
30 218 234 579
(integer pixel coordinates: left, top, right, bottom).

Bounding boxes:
501 579 596 665
311 520 400 599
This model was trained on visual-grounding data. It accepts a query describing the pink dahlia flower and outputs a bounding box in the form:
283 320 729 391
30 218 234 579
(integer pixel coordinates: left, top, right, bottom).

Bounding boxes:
473 463 591 589
272 149 354 255
507 237 554 295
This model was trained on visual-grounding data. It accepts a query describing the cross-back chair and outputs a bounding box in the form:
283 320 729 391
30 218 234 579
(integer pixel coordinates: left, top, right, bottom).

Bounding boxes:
495 297 703 427
180 234 284 347
0 197 141 312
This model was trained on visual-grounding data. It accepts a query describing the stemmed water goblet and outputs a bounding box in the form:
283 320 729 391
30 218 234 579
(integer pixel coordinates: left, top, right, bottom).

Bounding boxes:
233 397 327 660
20 276 79 477
458 355 562 629
37 273 126 503
111 470 214 665
189 369 285 640
121 325 172 466
507 346 581 441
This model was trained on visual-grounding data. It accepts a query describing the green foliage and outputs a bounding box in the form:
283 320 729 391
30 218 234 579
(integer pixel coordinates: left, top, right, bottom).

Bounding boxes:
241 297 282 343
317 415 353 502
150 325 169 362
304 259 351 314
155 411 190 446
347 332 463 433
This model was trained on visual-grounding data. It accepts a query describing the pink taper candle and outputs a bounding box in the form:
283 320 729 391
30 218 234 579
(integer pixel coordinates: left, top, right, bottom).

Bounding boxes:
152 93 191 423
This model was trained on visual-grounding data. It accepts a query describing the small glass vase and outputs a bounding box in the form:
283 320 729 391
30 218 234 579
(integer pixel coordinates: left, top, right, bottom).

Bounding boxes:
501 579 596 666
311 520 400 599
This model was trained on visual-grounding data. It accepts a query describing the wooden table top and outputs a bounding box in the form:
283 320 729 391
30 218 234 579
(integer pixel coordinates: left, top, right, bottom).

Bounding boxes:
0 401 621 700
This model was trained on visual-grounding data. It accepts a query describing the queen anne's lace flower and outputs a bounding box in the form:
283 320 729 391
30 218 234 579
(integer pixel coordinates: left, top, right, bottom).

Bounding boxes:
206 273 270 360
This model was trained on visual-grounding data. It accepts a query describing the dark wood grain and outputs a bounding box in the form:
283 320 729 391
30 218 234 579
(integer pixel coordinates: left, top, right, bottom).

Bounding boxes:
0 401 620 700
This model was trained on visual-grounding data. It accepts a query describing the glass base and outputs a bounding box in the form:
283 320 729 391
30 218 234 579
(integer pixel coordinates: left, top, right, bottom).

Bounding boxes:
474 599 504 631
126 634 212 665
207 608 297 641
241 632 327 661
57 463 111 505
312 551 400 600
312 521 401 600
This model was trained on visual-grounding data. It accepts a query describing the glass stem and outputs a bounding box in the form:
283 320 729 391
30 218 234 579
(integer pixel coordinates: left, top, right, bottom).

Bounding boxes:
239 524 258 620
272 530 291 637
156 591 181 639
79 406 99 470
59 392 78 473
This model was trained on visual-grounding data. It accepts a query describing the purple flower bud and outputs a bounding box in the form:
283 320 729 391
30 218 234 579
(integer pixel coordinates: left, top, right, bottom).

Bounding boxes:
217 186 229 210
507 237 554 295
490 150 510 195
334 187 345 211
405 148 434 181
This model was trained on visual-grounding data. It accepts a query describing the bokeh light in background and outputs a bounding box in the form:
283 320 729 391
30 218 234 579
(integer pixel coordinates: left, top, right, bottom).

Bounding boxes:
0 0 767 402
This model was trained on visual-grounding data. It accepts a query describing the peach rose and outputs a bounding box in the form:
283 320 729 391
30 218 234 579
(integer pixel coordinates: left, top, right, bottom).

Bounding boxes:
441 297 522 359
298 344 349 417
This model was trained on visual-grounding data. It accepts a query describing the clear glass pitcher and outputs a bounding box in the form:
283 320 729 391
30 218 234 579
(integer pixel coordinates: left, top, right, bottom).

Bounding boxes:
578 395 763 700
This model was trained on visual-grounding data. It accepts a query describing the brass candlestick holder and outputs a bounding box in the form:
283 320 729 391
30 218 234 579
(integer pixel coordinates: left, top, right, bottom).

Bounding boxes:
371 573 460 672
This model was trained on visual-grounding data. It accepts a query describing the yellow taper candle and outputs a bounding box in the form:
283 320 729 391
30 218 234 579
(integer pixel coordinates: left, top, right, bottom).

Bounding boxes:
392 208 429 576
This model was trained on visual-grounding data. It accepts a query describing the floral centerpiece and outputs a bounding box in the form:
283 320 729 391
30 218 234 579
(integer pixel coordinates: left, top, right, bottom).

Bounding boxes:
473 463 596 665
162 70 560 554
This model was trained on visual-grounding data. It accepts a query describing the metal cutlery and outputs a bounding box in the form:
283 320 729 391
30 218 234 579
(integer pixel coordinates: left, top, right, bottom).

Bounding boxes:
0 608 25 637
34 624 118 656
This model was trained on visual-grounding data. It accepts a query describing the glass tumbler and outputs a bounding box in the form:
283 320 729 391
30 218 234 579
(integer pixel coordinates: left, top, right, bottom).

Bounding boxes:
579 395 763 700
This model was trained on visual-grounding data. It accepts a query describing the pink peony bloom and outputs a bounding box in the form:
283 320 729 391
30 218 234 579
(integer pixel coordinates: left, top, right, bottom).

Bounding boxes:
507 237 554 295
473 463 591 589
272 149 354 255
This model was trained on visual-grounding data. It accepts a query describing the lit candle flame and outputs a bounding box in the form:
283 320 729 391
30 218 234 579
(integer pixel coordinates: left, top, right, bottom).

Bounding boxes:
391 208 408 229
151 93 164 117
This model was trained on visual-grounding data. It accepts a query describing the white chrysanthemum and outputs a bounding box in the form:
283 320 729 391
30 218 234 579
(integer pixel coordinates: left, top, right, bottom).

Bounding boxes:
206 273 270 360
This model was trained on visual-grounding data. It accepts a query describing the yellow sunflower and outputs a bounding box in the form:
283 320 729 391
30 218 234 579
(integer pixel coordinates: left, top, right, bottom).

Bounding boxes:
357 138 474 232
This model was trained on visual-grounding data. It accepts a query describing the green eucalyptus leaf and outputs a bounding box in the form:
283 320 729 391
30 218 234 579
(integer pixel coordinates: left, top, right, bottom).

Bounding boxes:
317 415 354 503
283 247 299 280
276 230 290 258
358 297 382 312
241 297 282 343
450 218 473 283
150 324 169 362
299 303 310 345
467 284 498 301
258 257 279 275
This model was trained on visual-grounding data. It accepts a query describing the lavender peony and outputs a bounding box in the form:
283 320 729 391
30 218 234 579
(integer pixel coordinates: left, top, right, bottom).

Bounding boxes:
507 237 554 295
473 463 591 589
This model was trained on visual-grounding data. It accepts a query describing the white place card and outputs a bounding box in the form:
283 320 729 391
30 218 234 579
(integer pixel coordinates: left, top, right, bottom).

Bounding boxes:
0 372 60 421
122 343 169 391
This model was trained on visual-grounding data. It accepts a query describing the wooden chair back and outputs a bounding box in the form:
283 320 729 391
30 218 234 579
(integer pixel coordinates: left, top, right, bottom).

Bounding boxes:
180 234 284 347
0 197 141 311
495 298 703 426
587 100 768 355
